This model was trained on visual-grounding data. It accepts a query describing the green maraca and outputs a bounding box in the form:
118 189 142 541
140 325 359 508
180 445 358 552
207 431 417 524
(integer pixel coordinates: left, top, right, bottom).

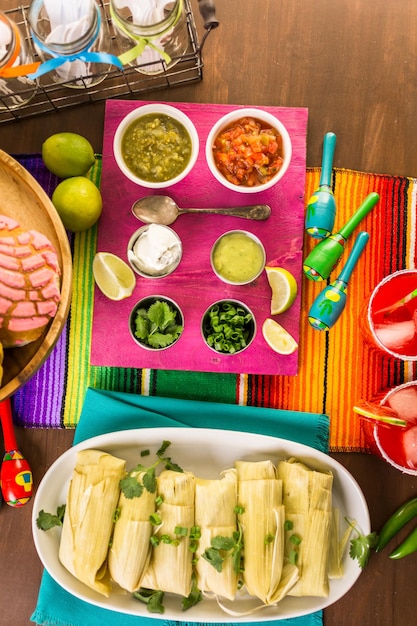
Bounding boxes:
303 192 379 281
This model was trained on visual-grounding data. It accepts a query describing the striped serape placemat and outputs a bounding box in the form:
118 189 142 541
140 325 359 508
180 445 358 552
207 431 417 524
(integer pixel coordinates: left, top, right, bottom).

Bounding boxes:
12 156 417 451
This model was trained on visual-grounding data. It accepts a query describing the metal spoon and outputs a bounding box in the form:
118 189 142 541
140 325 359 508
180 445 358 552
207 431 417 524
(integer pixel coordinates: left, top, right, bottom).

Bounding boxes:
132 195 271 225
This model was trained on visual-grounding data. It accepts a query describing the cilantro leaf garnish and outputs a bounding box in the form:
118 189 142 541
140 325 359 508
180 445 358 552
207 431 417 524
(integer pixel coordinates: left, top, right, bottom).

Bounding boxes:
36 505 66 531
346 517 379 569
134 300 183 349
182 574 202 610
120 441 183 499
202 524 244 574
119 475 145 499
133 588 165 614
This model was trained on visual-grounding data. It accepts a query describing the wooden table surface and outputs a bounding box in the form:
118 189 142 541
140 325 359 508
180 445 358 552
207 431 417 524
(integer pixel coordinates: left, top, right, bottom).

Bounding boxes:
1 1 417 625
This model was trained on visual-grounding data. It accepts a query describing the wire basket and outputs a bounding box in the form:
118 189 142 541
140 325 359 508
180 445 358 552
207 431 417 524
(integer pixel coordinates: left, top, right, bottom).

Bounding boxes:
0 0 217 124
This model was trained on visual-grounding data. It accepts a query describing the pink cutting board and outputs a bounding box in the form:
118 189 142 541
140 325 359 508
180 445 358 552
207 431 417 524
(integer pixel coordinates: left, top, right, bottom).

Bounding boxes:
91 100 308 375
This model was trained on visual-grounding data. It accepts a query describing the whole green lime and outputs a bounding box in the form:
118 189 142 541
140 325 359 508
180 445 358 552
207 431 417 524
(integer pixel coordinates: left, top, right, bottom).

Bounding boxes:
42 132 96 178
52 177 102 232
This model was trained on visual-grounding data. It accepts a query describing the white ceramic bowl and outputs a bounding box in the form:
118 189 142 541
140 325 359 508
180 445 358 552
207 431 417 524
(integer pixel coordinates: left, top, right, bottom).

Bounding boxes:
205 108 292 193
32 427 370 621
113 103 199 188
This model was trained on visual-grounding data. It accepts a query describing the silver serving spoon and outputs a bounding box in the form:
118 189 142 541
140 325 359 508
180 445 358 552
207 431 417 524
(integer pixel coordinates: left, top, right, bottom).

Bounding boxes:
132 195 271 225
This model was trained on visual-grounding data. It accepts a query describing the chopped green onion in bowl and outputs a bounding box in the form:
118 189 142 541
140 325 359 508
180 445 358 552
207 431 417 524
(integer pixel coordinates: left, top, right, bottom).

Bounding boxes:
201 300 256 355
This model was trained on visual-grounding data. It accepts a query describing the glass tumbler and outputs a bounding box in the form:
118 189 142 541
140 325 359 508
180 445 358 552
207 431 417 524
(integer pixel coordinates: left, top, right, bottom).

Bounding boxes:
110 0 189 74
361 381 417 476
28 0 116 88
0 12 37 110
360 269 417 360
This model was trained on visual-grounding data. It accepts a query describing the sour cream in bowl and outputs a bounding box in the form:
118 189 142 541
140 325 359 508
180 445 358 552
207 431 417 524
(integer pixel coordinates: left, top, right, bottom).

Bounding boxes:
127 224 182 278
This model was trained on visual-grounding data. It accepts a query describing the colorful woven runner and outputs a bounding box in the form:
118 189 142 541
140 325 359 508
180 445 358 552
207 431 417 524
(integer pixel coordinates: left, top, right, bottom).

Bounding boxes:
12 156 417 451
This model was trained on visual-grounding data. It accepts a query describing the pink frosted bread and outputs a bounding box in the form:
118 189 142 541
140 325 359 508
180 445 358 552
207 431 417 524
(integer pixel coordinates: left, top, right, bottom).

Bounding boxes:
0 215 61 348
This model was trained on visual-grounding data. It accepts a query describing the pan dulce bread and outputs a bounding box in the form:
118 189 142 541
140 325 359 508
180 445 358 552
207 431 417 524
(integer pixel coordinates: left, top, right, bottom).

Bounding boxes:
0 214 61 348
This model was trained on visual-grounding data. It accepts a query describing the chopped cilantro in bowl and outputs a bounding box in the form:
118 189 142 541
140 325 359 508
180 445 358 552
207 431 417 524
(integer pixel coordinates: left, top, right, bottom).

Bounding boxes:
201 299 256 355
129 296 184 351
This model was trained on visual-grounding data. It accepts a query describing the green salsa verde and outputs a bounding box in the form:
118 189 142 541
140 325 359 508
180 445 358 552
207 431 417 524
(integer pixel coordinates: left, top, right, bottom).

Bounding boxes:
121 113 192 183
212 232 265 283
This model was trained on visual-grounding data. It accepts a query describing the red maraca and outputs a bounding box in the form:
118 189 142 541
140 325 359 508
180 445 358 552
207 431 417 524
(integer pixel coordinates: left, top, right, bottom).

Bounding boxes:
0 398 33 507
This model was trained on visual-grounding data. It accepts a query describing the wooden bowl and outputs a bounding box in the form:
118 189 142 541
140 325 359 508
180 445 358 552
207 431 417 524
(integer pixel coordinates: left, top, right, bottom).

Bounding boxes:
0 150 72 401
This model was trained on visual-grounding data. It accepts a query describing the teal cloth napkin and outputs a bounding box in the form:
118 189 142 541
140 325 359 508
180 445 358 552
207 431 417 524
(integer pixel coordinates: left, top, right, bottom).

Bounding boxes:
31 388 329 626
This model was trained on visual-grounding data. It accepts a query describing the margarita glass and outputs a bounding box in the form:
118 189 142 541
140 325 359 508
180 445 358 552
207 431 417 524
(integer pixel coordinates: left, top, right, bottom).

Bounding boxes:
361 269 417 360
362 381 417 475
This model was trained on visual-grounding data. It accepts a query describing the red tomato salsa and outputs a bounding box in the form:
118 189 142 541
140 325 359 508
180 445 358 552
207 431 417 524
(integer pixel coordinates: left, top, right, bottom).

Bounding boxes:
211 116 284 187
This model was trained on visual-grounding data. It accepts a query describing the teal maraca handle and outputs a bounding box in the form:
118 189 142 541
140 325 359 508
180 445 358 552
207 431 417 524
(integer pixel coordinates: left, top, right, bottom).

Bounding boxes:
319 132 337 187
305 132 337 239
337 231 370 283
339 192 379 240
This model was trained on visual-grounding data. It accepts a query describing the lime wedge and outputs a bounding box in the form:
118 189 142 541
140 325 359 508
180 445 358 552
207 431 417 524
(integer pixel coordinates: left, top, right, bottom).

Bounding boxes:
262 318 298 355
93 252 136 301
353 402 407 427
265 266 298 314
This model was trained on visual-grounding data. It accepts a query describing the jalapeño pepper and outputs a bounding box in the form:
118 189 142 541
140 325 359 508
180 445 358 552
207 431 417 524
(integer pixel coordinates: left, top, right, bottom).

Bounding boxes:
376 496 417 552
389 525 417 559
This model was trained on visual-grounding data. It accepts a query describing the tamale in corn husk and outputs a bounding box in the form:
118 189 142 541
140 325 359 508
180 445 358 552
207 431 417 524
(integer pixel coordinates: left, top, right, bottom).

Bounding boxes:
236 460 298 605
108 470 156 592
328 507 351 579
140 469 195 596
278 458 333 597
58 449 126 597
195 469 238 600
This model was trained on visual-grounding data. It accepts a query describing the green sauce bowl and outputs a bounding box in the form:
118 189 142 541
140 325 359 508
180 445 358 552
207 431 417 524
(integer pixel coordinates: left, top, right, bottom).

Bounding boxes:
210 229 266 285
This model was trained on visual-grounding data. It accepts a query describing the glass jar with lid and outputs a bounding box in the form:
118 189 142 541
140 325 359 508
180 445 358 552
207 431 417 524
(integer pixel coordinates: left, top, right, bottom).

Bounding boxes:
110 0 190 75
0 12 37 110
28 0 121 88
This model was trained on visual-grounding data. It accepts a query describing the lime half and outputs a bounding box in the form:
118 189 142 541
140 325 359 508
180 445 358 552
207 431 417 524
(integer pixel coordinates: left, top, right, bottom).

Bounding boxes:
93 252 136 301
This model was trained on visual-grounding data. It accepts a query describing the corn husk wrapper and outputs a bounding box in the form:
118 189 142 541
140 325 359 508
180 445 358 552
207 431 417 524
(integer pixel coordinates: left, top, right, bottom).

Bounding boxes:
59 449 126 597
328 508 351 579
236 460 298 605
141 469 195 596
195 469 238 600
108 470 156 592
278 458 333 597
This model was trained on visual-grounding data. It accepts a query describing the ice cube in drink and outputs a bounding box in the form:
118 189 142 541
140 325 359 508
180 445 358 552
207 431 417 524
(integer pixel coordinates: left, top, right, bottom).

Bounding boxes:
386 385 417 425
374 319 415 351
402 427 417 469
